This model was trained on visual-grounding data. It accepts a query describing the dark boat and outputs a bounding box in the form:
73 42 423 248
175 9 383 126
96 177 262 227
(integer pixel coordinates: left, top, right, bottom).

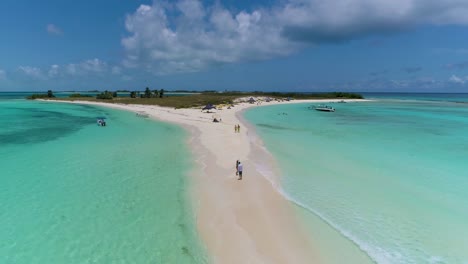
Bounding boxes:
97 117 107 126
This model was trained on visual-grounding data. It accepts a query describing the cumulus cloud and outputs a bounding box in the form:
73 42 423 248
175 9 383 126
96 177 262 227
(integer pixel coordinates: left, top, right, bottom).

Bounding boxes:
277 0 468 43
120 0 468 75
17 59 110 81
111 66 122 75
18 66 45 79
121 1 302 74
66 58 108 76
48 65 60 77
47 24 63 35
449 74 467 84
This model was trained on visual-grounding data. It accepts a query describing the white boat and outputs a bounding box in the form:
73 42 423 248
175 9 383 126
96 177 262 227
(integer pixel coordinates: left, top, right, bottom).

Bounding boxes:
314 105 335 112
136 111 149 118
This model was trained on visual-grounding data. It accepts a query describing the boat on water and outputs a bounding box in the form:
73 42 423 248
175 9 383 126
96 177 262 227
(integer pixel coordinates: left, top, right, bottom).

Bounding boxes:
136 111 149 118
314 105 335 112
97 117 107 126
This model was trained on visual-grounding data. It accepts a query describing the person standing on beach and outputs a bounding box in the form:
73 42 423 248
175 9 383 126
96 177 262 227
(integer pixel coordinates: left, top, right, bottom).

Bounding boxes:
236 160 240 175
237 124 241 133
237 162 243 180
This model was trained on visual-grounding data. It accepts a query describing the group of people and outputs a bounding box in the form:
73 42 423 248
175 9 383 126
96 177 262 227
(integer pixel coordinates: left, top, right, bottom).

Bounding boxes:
236 160 243 180
234 124 241 133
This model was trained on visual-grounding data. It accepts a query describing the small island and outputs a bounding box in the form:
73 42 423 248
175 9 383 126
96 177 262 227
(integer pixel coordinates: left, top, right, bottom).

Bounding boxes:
30 90 363 109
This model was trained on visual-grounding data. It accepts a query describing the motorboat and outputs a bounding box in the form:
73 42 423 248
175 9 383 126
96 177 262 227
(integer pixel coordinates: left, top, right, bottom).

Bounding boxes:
136 111 149 118
314 105 335 112
97 117 107 126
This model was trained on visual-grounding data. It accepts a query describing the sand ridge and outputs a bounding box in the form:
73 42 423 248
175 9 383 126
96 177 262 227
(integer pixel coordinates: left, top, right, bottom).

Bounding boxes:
45 98 367 263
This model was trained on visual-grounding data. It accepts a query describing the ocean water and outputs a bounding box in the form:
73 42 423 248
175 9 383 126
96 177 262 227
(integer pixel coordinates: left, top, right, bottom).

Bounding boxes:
0 99 207 263
244 96 468 264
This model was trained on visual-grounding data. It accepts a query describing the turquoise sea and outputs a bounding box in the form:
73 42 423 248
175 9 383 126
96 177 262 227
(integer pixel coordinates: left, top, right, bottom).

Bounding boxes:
0 97 207 263
245 94 468 264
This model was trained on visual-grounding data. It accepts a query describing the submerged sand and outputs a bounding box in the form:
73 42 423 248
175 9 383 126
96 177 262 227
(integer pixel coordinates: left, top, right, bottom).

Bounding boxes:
47 98 366 263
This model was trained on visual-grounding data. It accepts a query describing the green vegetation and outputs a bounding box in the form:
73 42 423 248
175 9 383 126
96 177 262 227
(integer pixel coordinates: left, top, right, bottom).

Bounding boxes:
69 93 92 98
27 94 49 99
144 87 152 98
47 90 55 98
33 90 363 108
207 91 363 99
96 91 114 100
27 90 55 99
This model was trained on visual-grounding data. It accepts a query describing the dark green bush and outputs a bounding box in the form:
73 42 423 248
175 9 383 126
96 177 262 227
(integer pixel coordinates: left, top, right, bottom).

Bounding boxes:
69 93 92 98
96 91 114 100
27 94 49 99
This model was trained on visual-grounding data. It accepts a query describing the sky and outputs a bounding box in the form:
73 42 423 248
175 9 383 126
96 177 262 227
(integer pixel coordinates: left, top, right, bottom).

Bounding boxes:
1 0 468 92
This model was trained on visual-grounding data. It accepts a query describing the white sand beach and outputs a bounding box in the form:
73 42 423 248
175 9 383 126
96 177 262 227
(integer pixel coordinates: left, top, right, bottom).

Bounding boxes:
49 98 366 263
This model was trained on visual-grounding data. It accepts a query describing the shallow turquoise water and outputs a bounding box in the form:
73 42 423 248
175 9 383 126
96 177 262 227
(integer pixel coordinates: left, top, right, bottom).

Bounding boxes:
245 99 468 264
0 100 207 263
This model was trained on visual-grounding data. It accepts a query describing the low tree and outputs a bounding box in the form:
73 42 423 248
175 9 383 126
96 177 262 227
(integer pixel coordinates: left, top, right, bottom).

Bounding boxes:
130 91 137 98
159 89 164 98
47 90 55 98
112 91 118 97
153 89 159 98
96 90 113 100
144 87 152 98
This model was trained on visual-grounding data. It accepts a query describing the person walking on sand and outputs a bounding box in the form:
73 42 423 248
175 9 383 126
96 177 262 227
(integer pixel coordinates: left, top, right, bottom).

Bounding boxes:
237 161 243 180
236 160 240 175
237 124 241 133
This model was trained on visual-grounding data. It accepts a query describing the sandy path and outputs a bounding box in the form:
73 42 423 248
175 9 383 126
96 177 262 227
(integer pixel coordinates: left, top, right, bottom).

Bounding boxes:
45 98 366 263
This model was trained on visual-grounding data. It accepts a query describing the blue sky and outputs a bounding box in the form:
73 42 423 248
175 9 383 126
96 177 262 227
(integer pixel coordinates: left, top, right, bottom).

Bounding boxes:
1 0 468 92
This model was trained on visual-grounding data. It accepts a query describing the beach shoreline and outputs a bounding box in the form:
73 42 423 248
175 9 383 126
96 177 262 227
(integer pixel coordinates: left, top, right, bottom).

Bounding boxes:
41 98 367 263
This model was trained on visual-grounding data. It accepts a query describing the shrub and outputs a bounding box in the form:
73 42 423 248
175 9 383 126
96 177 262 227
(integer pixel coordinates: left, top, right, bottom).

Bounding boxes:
69 93 92 98
27 94 49 99
47 90 55 98
96 91 114 100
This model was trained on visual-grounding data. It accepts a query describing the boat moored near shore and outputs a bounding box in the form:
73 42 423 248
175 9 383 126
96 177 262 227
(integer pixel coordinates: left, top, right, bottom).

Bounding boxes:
311 105 335 112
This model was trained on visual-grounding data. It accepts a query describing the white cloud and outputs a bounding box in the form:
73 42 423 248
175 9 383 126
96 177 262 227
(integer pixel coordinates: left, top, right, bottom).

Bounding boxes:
80 58 107 73
449 74 467 84
121 0 468 74
66 64 77 75
122 1 301 74
66 58 108 76
111 66 122 75
17 59 110 81
48 65 60 77
46 24 63 35
18 66 45 79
